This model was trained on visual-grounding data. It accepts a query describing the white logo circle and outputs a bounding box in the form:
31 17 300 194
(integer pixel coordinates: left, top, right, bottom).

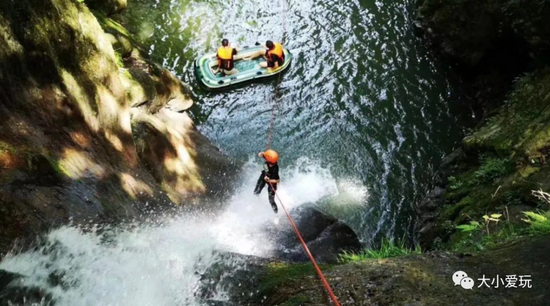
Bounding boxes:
452 271 468 286
460 277 475 290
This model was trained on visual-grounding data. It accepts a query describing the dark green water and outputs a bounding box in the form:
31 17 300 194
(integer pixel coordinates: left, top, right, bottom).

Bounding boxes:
124 0 472 244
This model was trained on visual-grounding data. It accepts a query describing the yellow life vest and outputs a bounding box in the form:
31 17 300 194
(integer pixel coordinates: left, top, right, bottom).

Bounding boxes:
217 46 234 70
268 43 284 63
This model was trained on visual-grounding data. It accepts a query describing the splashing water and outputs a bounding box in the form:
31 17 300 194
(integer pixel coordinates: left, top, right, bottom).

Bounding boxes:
0 160 339 306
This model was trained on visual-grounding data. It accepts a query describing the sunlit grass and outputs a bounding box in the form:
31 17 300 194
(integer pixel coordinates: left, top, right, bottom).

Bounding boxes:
338 239 421 263
522 211 550 235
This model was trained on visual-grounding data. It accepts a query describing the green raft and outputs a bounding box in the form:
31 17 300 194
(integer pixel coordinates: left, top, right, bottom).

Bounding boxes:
194 45 292 90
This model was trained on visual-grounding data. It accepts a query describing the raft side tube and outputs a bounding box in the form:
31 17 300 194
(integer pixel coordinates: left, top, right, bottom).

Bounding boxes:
194 46 293 89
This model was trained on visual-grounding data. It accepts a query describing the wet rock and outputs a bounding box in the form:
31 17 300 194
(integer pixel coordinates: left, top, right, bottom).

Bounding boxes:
196 252 269 305
415 186 446 248
87 0 128 16
414 148 466 249
269 205 362 263
0 270 19 291
0 270 52 306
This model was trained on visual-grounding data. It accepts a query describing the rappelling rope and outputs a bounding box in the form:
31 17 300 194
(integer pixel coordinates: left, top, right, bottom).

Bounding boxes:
265 0 287 150
263 1 342 305
265 87 279 150
268 182 342 306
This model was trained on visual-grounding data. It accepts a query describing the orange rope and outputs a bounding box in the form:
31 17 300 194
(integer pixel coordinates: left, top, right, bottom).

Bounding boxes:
264 2 342 304
265 96 278 150
268 182 342 306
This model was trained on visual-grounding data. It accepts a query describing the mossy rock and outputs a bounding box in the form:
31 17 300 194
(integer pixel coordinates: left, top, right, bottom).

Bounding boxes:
114 34 133 56
465 69 550 160
86 0 127 16
128 67 156 106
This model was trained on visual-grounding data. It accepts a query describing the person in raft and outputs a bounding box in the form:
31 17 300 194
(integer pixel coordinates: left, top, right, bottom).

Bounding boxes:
213 38 238 76
260 40 285 70
254 149 280 213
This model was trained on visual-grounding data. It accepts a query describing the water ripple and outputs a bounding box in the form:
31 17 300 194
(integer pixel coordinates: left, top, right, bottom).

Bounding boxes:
124 0 473 242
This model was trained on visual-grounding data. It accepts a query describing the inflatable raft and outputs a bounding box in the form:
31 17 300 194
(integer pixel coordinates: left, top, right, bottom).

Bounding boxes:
194 45 292 89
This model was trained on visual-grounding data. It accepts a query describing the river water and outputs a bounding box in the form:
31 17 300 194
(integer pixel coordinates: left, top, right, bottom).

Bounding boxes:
0 0 472 305
124 0 472 241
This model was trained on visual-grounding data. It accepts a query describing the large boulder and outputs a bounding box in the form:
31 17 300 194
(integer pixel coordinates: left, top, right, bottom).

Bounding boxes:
267 205 362 263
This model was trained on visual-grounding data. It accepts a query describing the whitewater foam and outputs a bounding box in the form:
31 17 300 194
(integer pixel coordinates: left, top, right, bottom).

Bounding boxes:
0 158 340 306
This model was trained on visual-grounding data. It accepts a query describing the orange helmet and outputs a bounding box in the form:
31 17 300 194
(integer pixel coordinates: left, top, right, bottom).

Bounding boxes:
263 149 279 164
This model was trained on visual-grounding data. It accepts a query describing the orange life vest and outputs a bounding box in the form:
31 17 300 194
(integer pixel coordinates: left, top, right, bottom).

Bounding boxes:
267 43 284 65
217 46 234 70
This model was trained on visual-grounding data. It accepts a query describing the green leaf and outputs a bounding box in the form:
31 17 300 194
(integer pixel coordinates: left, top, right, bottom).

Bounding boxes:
456 224 479 232
490 214 502 219
522 211 548 222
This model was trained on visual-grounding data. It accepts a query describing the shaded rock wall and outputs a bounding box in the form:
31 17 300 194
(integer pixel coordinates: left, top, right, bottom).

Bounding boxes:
416 0 550 105
0 0 235 255
415 0 550 250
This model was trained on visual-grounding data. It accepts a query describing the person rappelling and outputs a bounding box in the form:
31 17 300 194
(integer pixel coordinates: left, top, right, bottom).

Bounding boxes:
254 149 280 213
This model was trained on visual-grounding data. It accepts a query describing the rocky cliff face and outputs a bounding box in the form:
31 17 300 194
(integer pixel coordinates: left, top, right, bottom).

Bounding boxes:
415 0 550 250
0 0 235 255
416 0 550 106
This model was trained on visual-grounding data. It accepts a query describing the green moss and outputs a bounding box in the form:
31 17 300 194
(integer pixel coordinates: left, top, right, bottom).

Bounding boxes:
0 141 18 154
481 223 523 248
441 196 473 222
93 12 131 37
465 69 550 158
519 165 540 178
447 176 464 190
114 51 124 69
280 295 310 306
259 262 332 296
473 156 513 184
43 155 70 178
113 50 132 79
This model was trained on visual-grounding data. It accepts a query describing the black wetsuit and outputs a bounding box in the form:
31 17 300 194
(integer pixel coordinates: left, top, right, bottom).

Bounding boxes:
254 162 279 212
